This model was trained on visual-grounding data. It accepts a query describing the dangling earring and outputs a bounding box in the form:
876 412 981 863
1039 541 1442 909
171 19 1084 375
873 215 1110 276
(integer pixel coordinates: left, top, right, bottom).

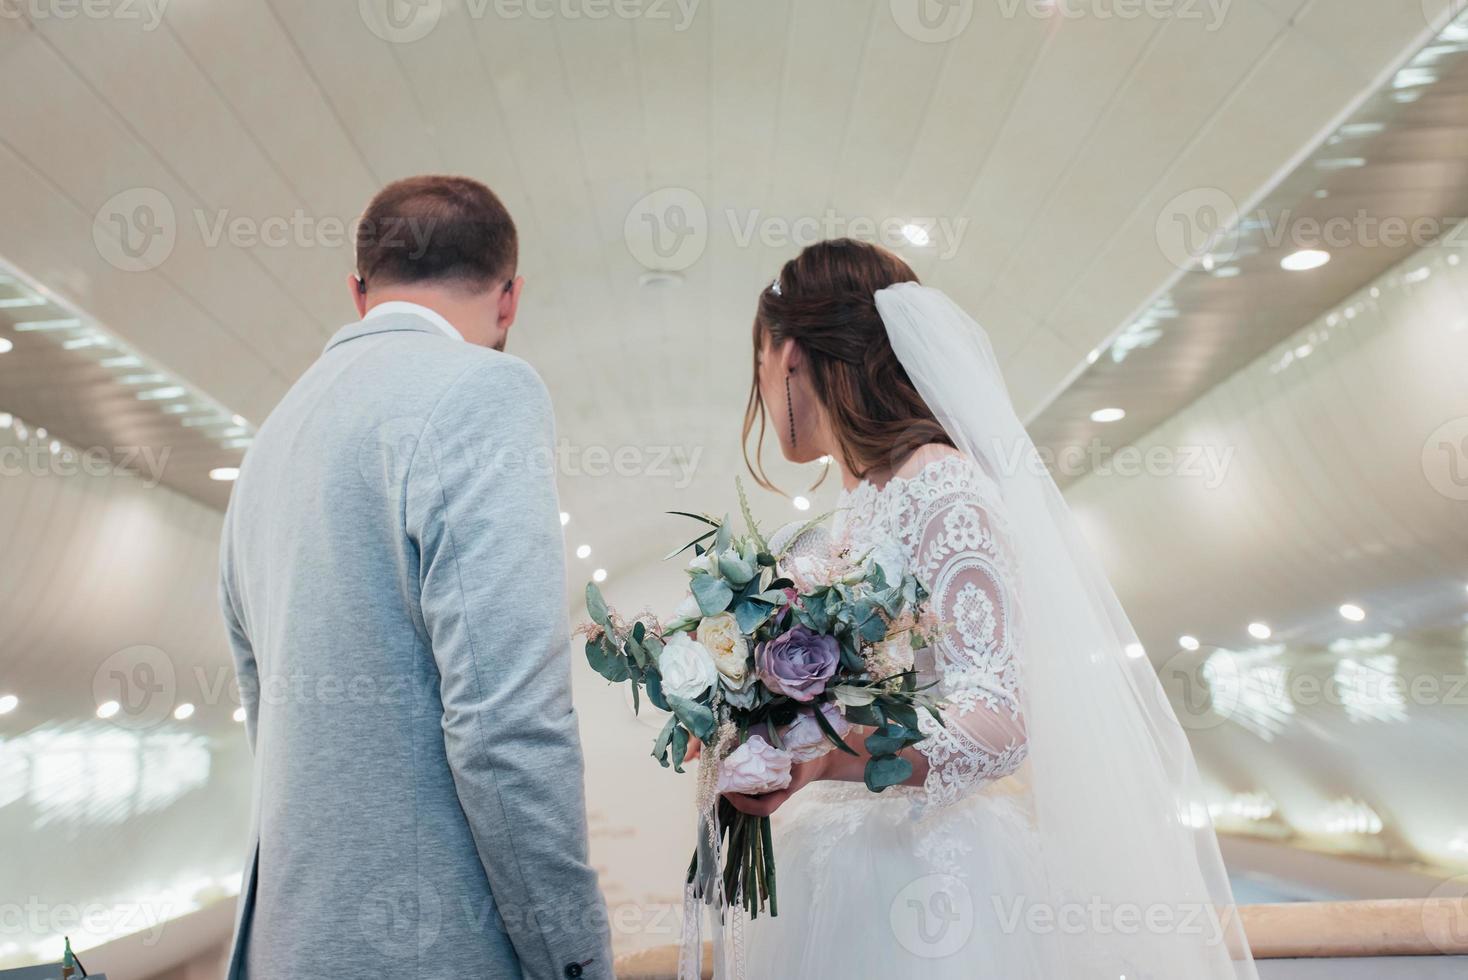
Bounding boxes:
786 372 798 449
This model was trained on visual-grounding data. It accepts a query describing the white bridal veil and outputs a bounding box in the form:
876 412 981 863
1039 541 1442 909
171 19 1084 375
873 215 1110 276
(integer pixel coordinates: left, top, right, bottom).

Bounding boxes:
875 283 1257 978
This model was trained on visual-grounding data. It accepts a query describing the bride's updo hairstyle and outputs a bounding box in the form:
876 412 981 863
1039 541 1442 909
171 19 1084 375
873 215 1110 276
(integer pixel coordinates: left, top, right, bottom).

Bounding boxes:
743 238 954 492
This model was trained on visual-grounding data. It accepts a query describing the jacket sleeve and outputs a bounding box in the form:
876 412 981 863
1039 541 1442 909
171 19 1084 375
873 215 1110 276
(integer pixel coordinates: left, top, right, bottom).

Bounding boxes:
219 514 258 754
404 356 612 980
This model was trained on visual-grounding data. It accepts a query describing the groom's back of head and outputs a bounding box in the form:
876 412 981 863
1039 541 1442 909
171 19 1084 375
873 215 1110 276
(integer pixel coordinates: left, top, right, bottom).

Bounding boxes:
356 174 517 290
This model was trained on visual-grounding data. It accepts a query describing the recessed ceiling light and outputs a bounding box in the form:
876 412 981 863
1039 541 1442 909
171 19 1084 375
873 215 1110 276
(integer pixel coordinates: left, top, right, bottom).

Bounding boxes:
592 569 608 584
1212 266 1241 278
1179 635 1200 652
0 338 12 355
1248 622 1272 640
233 707 247 723
1339 603 1366 622
0 413 11 429
1125 643 1146 659
174 703 195 721
793 496 812 511
232 414 248 427
48 440 60 454
1091 408 1126 423
1281 249 1330 272
210 467 240 482
576 545 592 559
97 700 121 720
560 512 571 527
901 224 931 247
14 318 82 332
0 694 17 715
1087 349 1102 365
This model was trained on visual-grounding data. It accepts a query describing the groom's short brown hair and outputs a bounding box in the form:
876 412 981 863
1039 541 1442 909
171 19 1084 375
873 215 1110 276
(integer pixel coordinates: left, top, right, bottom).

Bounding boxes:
356 175 517 292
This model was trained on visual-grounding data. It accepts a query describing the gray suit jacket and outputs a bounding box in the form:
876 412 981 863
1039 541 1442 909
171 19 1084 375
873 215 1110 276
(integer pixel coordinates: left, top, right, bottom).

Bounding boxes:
219 313 612 980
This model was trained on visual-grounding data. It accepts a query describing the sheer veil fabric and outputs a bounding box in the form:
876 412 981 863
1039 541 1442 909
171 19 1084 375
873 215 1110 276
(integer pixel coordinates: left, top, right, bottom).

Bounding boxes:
867 283 1257 977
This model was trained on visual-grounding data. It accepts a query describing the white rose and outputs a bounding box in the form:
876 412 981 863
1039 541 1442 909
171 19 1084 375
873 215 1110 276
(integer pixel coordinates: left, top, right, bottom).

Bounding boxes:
658 633 719 700
667 593 702 628
779 703 852 764
866 541 907 586
697 613 749 684
716 735 793 795
688 551 718 575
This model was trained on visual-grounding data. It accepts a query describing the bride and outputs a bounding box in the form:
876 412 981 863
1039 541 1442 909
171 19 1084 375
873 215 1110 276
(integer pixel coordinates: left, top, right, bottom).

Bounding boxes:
720 239 1257 978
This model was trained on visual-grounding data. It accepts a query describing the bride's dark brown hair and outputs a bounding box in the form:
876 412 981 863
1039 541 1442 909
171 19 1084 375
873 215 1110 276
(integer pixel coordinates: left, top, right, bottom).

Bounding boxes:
743 238 954 492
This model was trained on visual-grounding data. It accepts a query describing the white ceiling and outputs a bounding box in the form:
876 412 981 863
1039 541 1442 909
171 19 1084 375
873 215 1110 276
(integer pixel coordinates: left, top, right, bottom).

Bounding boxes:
0 0 1450 571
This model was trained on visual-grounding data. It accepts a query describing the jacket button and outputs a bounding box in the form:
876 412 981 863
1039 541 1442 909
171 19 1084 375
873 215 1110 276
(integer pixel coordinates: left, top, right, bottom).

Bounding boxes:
563 964 583 979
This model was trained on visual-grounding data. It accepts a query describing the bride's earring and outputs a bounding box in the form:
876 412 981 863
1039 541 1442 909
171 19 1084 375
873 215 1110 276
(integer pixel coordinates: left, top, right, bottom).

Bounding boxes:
786 372 797 449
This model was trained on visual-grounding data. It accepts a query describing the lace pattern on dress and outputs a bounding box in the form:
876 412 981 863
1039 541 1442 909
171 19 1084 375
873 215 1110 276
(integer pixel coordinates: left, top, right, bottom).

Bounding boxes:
836 454 1028 809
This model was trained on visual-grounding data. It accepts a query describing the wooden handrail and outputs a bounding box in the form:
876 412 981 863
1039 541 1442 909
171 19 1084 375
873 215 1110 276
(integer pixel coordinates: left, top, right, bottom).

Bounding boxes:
612 898 1468 978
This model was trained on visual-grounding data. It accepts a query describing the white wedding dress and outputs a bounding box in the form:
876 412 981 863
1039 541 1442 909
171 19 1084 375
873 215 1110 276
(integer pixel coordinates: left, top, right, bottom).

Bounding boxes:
745 452 1049 977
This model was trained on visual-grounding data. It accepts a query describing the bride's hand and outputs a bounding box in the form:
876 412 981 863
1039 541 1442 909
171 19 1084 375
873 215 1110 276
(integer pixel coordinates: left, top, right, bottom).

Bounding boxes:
723 753 829 818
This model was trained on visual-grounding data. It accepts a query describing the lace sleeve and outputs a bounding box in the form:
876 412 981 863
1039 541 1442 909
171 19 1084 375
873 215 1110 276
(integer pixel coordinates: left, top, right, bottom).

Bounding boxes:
909 482 1028 808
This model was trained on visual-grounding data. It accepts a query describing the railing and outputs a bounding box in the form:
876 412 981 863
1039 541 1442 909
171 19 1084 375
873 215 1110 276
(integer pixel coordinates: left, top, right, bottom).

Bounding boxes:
612 898 1468 979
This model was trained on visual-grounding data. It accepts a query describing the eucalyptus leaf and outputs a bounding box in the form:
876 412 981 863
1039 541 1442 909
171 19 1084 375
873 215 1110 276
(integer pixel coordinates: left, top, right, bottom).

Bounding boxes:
864 723 920 756
831 685 877 707
645 668 671 712
671 725 690 774
691 573 735 616
652 714 677 768
864 754 914 793
813 701 860 756
844 702 884 728
585 582 611 628
734 599 774 634
586 635 629 683
669 694 717 741
718 553 756 586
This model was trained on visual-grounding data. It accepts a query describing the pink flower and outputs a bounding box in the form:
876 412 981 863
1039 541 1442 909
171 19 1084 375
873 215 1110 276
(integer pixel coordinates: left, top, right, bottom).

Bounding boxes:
717 735 793 796
779 704 852 764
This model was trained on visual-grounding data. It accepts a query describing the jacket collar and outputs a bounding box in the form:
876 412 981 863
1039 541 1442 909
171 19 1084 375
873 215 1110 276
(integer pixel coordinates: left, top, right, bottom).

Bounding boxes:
323 311 451 353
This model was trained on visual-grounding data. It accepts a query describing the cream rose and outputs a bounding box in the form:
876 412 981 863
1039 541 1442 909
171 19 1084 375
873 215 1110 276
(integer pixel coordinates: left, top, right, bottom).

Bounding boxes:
658 633 719 701
697 612 749 685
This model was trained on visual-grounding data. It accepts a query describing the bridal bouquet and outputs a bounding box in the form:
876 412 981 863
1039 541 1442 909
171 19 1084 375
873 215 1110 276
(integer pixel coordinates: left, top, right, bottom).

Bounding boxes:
580 482 945 918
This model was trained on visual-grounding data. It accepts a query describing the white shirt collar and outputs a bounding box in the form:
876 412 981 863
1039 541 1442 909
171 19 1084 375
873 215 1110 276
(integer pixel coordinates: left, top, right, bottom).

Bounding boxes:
363 301 463 343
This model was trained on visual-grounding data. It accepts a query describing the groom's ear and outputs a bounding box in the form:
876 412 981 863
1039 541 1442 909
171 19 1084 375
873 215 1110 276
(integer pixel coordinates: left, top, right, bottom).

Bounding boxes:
349 273 368 318
497 274 524 330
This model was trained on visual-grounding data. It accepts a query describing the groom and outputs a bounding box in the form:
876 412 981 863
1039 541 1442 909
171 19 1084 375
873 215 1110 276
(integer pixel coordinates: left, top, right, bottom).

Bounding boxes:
219 175 612 979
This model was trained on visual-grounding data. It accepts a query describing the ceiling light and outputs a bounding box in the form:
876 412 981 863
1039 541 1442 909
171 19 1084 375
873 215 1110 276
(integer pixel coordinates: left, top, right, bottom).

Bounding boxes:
35 427 46 439
174 703 195 721
1248 622 1272 641
209 467 240 482
1179 635 1200 652
1125 643 1146 659
138 386 187 401
1212 266 1241 278
560 512 571 527
101 354 143 369
901 224 931 247
97 700 121 720
233 707 247 723
0 295 44 309
1403 266 1432 284
0 338 12 355
1281 249 1330 272
576 545 592 559
793 496 812 511
1339 603 1366 622
1090 408 1126 423
231 414 248 427
592 569 608 584
222 438 253 450
48 440 60 454
1086 349 1101 365
14 318 82 331
0 694 17 715
0 413 11 429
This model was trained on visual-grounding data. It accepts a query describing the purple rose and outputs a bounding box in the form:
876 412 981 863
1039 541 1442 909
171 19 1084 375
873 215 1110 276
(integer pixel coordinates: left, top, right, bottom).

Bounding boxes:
756 626 840 702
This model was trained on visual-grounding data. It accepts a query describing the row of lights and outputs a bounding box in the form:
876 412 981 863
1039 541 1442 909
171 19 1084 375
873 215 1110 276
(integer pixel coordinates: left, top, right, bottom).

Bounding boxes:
1127 593 1428 659
0 693 248 724
562 512 608 584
